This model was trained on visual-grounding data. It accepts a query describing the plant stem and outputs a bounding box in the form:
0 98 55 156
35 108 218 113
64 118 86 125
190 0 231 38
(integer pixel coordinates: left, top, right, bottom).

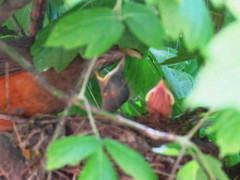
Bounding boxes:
82 97 100 139
78 57 97 99
186 110 213 139
113 0 123 17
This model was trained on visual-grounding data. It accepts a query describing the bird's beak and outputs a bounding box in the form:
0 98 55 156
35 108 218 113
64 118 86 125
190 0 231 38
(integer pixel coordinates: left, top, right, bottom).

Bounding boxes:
123 48 143 59
146 79 174 119
95 58 126 90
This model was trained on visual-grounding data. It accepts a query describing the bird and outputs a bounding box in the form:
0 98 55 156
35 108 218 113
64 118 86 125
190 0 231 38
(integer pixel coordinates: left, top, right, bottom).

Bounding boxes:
145 79 174 124
0 36 142 130
96 58 129 112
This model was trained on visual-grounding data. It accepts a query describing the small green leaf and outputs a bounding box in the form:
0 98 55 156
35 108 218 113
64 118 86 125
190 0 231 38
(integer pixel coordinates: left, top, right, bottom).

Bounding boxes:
47 136 102 170
207 109 240 156
78 149 117 180
177 155 229 180
45 8 124 58
104 139 157 180
123 1 164 48
225 153 240 167
159 51 198 65
152 143 182 156
177 160 206 180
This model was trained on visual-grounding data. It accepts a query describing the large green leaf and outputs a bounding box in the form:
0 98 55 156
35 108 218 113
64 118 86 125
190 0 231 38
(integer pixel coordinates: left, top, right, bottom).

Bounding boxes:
158 0 213 52
45 8 124 58
158 0 182 40
226 0 240 19
177 155 228 180
125 57 163 98
123 1 164 49
207 109 240 156
104 139 157 180
32 20 79 72
47 136 102 170
189 22 240 109
78 149 117 180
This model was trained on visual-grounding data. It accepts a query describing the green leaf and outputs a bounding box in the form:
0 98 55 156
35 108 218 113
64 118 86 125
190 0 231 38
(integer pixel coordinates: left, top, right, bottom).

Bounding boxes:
45 8 124 58
207 109 240 156
152 143 182 156
177 155 229 180
226 0 240 19
150 48 194 99
104 139 157 180
123 1 164 48
125 57 163 98
78 149 117 180
158 0 182 39
210 0 225 8
180 0 214 52
47 136 102 170
32 20 79 71
189 22 240 109
158 0 213 51
159 51 198 65
4 3 32 33
225 153 240 167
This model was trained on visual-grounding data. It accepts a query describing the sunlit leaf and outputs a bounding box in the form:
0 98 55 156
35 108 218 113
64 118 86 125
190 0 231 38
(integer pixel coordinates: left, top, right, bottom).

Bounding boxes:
104 139 157 180
47 136 102 170
78 149 117 180
123 1 164 48
45 8 124 58
189 22 240 109
32 20 79 71
207 109 240 156
177 155 228 180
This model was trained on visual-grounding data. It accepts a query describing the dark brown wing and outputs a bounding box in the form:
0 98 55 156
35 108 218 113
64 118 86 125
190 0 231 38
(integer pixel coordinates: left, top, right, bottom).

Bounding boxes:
0 36 34 76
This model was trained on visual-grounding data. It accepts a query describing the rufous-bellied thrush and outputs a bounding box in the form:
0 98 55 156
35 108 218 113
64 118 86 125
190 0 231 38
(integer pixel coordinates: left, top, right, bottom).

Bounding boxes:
0 36 141 130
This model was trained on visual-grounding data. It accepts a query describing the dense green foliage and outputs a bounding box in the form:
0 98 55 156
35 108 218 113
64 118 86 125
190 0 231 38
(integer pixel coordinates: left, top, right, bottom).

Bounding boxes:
2 0 240 179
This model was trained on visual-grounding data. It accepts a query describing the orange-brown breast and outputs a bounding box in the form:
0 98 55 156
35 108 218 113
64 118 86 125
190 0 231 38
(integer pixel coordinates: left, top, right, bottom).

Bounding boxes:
0 71 67 130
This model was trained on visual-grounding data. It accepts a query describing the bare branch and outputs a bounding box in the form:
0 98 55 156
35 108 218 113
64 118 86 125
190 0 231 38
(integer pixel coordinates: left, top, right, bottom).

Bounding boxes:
0 0 32 25
29 0 47 36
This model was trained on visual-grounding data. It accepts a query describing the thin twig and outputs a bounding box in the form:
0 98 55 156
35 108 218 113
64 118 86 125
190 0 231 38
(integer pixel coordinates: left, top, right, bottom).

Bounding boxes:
168 146 186 180
4 62 10 114
51 103 72 141
74 101 177 141
0 113 27 123
187 110 212 139
82 97 100 138
78 57 97 99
